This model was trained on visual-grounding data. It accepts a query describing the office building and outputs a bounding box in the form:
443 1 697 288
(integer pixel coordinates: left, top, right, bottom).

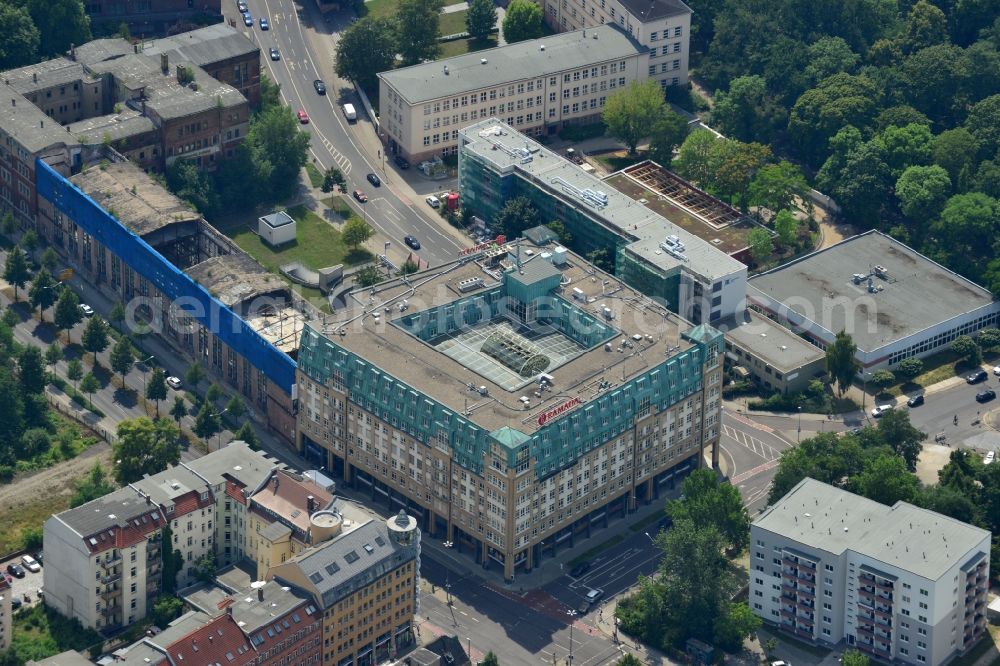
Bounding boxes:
267 509 422 666
748 231 1000 371
378 25 648 164
295 236 723 581
721 310 826 394
751 478 991 665
458 119 747 325
535 0 691 90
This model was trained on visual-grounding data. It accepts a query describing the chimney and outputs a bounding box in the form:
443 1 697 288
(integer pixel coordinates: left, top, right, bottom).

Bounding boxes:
32 72 37 83
257 587 264 602
146 494 151 505
226 605 233 617
11 98 14 107
272 475 279 492
208 635 213 643
40 120 44 128
70 44 76 61
307 495 315 513
160 53 169 75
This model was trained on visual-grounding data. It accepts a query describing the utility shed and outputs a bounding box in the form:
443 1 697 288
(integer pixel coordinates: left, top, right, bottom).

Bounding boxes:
259 211 296 246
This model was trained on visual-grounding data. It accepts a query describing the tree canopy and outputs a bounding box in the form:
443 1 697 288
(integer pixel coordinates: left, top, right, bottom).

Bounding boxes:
396 0 443 65
335 17 398 90
501 0 543 43
465 0 497 41
602 80 669 155
825 331 859 397
113 417 181 485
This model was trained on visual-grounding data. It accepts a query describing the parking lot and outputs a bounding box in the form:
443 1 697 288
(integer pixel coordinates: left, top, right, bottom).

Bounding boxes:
2 553 44 611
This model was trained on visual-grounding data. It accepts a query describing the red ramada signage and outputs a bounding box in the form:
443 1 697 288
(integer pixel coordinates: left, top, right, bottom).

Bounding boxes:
459 235 506 256
536 397 581 426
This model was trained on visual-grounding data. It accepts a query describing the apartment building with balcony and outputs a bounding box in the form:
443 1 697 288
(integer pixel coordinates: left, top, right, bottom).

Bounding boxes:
378 24 648 164
750 478 991 665
536 0 690 91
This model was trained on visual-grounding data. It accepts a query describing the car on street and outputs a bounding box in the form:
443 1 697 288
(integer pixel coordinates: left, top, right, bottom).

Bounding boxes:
907 394 924 407
770 662 790 666
242 12 253 26
353 189 368 203
166 376 182 390
79 303 94 317
569 562 590 577
967 369 988 384
21 554 40 573
993 366 1000 376
259 17 269 29
237 0 247 10
269 47 280 61
404 235 420 250
313 79 326 95
985 451 995 465
425 195 440 208
871 404 893 418
367 173 381 187
394 155 410 170
6 563 25 578
297 109 309 123
976 389 996 403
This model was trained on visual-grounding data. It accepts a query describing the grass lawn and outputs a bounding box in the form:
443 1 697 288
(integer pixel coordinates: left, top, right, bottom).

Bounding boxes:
10 604 104 663
439 35 497 58
305 163 324 189
224 205 372 273
438 9 468 36
593 151 647 173
322 195 354 220
361 0 399 19
0 492 70 555
878 350 976 398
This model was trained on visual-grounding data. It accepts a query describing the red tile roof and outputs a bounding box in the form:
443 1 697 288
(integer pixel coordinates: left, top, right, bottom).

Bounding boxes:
83 509 164 554
171 489 213 518
166 614 256 666
225 478 248 505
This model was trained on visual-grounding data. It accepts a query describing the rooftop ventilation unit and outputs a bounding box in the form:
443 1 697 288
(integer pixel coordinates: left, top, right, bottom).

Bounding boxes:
480 128 534 163
481 58 488 64
659 235 687 261
457 277 485 293
550 176 609 208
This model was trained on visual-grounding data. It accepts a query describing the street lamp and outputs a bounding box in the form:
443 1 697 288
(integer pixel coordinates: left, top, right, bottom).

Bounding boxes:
861 370 871 413
797 406 802 443
443 541 454 605
211 407 229 451
135 354 154 396
644 531 655 544
566 609 577 666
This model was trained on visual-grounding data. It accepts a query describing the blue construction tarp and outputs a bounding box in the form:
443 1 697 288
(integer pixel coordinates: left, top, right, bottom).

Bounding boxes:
36 159 296 394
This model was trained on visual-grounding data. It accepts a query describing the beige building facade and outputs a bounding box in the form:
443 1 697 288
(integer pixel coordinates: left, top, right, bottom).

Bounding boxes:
378 24 648 163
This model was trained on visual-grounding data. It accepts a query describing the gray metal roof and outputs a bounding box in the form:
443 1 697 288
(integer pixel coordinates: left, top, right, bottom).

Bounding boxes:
53 487 157 538
617 0 691 22
184 579 314 635
183 440 281 492
379 24 644 105
754 478 991 581
459 119 745 282
72 39 134 66
260 211 294 228
507 254 561 286
139 24 258 67
748 230 999 352
25 650 95 666
131 465 207 508
0 87 80 154
275 520 418 609
68 111 157 144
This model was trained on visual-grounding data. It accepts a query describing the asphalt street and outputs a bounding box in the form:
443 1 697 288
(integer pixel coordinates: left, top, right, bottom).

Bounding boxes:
231 0 468 267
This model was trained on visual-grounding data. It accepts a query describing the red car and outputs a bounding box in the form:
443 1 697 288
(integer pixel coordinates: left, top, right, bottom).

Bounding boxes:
297 109 309 124
353 189 368 203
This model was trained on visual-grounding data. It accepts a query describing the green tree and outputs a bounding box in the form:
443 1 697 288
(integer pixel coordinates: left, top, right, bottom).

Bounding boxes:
160 527 182 594
748 161 809 216
713 602 761 652
206 382 224 404
951 334 982 364
355 265 382 287
480 652 499 666
258 72 282 114
40 246 58 271
711 75 787 144
170 395 188 424
24 0 91 57
66 358 83 389
146 368 168 416
343 217 375 249
826 331 859 396
900 44 970 127
874 105 932 132
615 656 642 666
18 346 46 395
804 36 860 84
773 210 800 248
974 159 1000 198
965 94 1000 160
334 17 397 89
501 0 543 43
165 158 219 215
817 137 893 228
234 421 261 451
768 432 865 504
194 401 222 441
82 315 109 366
28 267 57 321
902 0 948 53
192 552 217 583
0 3 40 70
493 196 540 239
647 109 689 168
53 287 82 343
113 417 181 485
79 371 99 408
109 300 126 333
397 0 443 65
788 73 880 165
851 453 921 505
21 228 39 255
151 595 185 628
875 123 934 177
184 361 206 389
842 649 871 666
602 80 667 155
545 220 572 246
869 369 895 391
710 139 773 209
932 193 1000 278
226 395 246 421
109 336 135 387
673 130 721 187
977 328 1000 349
4 245 31 301
747 227 774 264
71 462 115 508
466 0 497 40
895 357 924 380
932 128 978 185
247 105 311 203
895 165 952 223
666 468 750 555
399 259 419 275
877 409 926 471
45 341 63 377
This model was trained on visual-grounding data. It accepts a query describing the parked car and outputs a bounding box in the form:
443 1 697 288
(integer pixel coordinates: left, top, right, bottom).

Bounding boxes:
967 369 988 384
6 563 25 578
242 12 253 26
269 47 280 61
79 303 94 316
367 173 381 187
259 17 269 29
166 376 182 390
425 195 440 208
313 79 326 95
394 155 410 170
871 404 893 418
297 109 309 124
976 389 996 403
907 394 924 407
21 554 40 573
353 189 368 203
237 0 247 11
993 365 1000 376
569 561 590 577
985 451 996 465
11 597 21 610
404 235 420 250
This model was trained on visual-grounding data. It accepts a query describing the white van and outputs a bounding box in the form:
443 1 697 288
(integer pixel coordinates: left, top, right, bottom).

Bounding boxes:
342 103 357 122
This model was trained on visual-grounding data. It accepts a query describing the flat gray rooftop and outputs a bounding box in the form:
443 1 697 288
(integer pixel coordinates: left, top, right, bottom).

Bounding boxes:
183 440 282 492
459 120 745 282
186 254 289 308
748 231 997 352
720 310 824 373
53 486 156 539
139 24 258 66
617 0 691 21
70 162 201 237
68 111 157 144
0 87 80 154
755 478 990 581
379 25 643 105
2 59 90 95
183 579 312 634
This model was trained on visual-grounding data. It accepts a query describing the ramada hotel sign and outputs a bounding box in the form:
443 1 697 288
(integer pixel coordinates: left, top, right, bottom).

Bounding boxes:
458 235 506 256
536 397 581 426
